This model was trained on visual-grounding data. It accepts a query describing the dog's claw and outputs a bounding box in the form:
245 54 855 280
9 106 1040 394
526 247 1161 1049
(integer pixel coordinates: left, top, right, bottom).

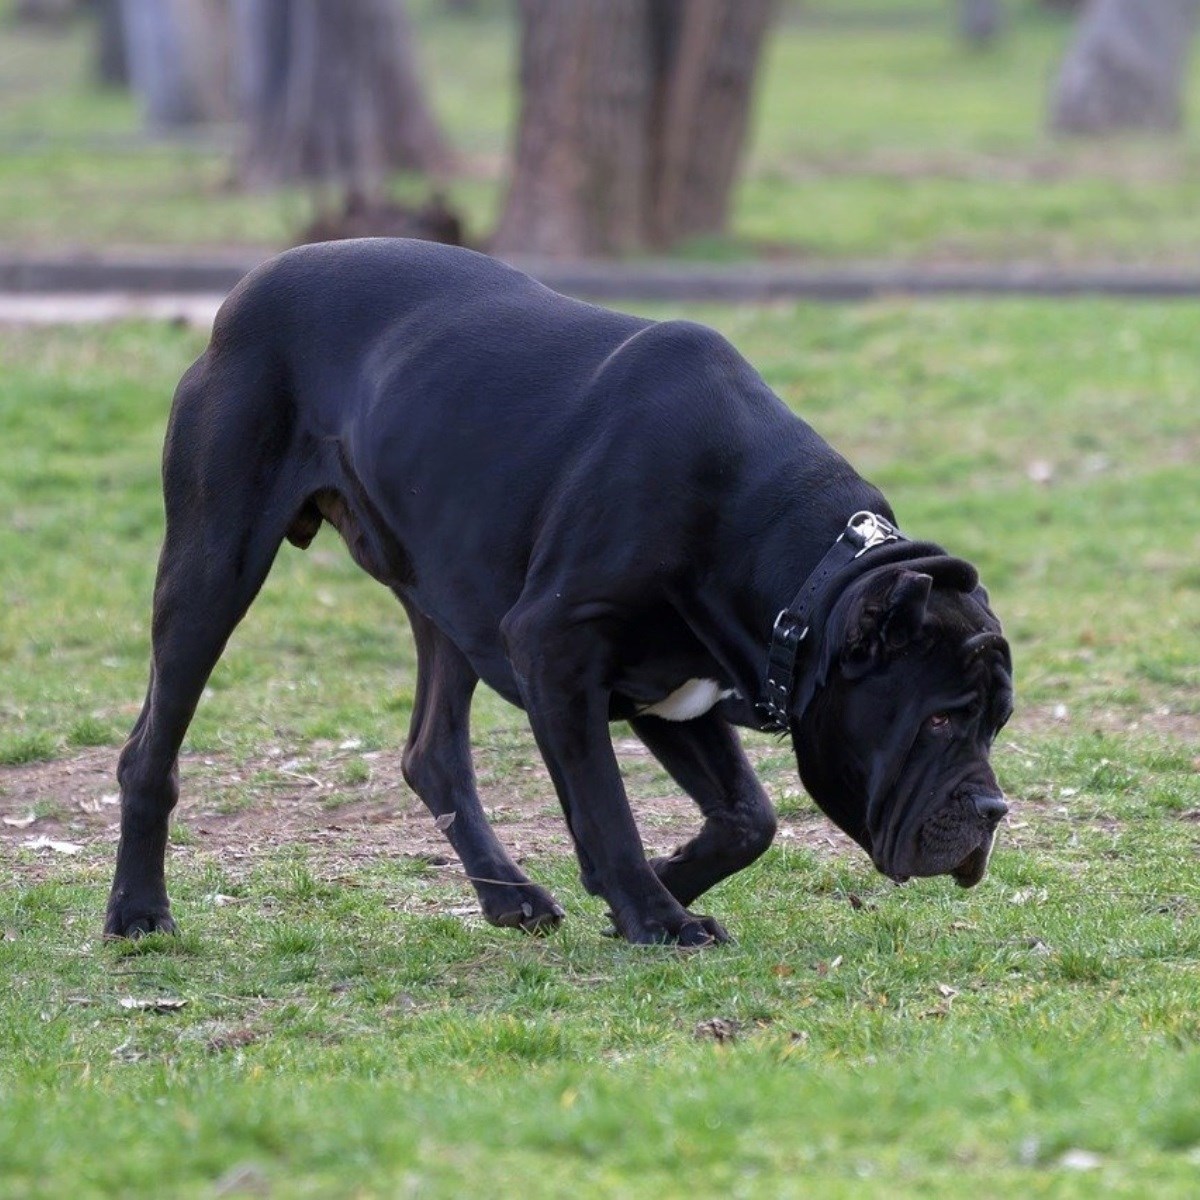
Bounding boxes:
676 920 715 948
678 914 731 946
483 887 565 935
103 910 178 940
609 907 730 947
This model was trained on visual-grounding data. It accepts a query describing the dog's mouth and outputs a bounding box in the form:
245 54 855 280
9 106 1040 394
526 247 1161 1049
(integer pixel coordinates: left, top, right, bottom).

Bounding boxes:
883 840 990 888
876 816 998 888
950 842 991 888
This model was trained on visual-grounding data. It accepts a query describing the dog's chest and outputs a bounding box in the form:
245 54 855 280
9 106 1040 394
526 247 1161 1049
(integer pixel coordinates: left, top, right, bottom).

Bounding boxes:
638 678 734 722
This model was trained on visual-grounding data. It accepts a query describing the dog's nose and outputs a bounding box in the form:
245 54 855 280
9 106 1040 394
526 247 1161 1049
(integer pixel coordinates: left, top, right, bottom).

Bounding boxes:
973 793 1008 826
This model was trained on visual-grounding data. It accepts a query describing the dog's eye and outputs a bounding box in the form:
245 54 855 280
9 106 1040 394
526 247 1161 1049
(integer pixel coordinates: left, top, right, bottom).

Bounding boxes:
926 712 952 733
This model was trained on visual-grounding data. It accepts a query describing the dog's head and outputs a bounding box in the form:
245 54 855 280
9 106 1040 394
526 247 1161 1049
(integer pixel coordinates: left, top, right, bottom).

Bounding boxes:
791 557 1013 887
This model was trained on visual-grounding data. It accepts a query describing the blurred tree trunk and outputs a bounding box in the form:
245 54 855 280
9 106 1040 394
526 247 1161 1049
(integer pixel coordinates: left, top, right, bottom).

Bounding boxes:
120 0 233 128
957 0 1005 47
492 0 649 257
94 0 128 87
649 0 777 247
14 0 78 23
1049 0 1200 134
493 0 775 258
235 0 452 193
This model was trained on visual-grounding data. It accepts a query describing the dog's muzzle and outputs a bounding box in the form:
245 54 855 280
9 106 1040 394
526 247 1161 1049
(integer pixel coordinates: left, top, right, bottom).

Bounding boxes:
883 789 1007 887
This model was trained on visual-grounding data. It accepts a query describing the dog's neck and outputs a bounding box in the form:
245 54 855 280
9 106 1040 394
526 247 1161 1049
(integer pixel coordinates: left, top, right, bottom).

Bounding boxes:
678 473 889 721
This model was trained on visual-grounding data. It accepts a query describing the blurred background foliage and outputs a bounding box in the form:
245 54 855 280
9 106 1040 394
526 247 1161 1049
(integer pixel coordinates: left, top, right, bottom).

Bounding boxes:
3 0 1200 264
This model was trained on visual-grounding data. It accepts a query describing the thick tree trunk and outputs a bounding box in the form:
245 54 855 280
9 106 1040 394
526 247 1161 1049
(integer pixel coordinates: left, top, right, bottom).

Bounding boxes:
232 0 291 123
492 0 651 257
957 0 1005 48
94 0 129 88
1049 0 1200 134
120 0 232 128
14 0 78 23
494 0 774 258
235 0 452 192
650 0 775 247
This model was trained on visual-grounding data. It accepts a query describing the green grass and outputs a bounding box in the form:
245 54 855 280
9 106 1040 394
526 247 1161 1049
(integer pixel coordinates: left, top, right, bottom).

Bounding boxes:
2 302 1199 1195
7 4 1200 262
4 851 1200 1197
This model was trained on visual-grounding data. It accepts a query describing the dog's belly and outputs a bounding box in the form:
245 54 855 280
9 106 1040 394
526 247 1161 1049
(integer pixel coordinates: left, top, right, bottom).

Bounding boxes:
638 678 735 721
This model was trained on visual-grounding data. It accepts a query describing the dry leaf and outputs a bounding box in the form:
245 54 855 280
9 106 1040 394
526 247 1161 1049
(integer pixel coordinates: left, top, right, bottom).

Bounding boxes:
23 836 83 855
2 813 36 829
204 1026 259 1053
119 997 189 1014
434 812 456 831
79 793 119 814
694 1017 738 1043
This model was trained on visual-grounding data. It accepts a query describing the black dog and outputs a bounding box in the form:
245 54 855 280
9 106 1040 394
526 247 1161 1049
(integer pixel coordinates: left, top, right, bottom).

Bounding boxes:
105 239 1013 947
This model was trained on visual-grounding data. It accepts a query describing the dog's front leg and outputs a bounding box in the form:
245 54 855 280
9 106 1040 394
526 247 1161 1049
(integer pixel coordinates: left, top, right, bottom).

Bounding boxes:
502 603 728 946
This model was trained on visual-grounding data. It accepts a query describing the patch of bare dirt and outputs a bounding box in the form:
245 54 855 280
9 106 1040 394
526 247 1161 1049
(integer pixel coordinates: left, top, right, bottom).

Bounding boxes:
0 735 855 884
4 703 1193 889
1010 702 1200 743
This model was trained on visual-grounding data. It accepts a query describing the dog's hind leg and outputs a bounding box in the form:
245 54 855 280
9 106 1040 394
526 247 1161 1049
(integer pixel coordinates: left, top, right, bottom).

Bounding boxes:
629 711 777 908
401 608 565 933
105 361 301 937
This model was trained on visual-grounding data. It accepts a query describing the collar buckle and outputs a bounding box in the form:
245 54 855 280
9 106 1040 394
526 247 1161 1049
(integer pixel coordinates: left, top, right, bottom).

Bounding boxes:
842 510 900 557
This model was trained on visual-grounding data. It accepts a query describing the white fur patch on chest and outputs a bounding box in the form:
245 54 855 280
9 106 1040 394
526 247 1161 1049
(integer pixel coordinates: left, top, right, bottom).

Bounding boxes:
638 678 734 722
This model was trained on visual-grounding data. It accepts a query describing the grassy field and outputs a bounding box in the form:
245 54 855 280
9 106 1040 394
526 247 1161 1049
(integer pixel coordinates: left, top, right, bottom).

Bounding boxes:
6 2 1200 263
2 300 1198 1196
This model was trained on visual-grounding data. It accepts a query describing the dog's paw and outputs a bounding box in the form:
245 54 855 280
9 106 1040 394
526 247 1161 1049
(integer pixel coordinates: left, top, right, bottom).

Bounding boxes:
481 883 566 935
610 905 730 948
103 895 178 940
677 913 731 947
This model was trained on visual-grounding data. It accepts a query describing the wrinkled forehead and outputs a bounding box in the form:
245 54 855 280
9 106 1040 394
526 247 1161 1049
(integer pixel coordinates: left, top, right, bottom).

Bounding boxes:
924 592 1013 709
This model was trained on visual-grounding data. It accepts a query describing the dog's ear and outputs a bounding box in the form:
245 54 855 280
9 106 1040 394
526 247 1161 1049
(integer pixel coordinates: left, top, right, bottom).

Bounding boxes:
841 569 932 677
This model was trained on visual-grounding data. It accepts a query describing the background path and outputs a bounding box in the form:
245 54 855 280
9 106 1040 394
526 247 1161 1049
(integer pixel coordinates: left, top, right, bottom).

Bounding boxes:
6 251 1200 326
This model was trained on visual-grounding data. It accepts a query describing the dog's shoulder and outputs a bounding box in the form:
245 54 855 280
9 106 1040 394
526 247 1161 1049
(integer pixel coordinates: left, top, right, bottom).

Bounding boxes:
228 238 530 310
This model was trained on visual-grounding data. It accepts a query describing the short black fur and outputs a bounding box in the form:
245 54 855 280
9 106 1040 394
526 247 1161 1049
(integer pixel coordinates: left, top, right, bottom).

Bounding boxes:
105 239 1013 947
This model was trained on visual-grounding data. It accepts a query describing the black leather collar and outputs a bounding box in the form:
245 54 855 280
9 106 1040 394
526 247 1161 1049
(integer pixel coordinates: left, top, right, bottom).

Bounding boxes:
756 511 905 732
